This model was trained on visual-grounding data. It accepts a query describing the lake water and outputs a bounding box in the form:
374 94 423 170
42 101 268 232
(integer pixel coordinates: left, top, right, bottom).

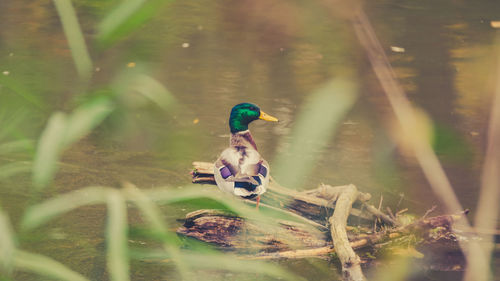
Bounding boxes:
0 0 499 280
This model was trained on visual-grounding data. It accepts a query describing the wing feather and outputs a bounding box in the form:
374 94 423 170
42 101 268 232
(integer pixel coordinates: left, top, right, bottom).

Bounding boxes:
216 147 264 182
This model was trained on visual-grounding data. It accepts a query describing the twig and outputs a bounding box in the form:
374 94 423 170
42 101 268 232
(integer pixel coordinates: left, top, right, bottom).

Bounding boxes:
243 246 334 260
386 207 395 220
396 193 404 210
242 239 371 260
422 205 437 219
363 203 400 226
328 184 366 281
396 208 408 216
351 8 488 280
373 195 383 232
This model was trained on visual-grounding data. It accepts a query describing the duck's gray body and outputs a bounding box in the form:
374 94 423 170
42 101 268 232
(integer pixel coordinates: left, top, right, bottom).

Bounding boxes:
214 130 270 199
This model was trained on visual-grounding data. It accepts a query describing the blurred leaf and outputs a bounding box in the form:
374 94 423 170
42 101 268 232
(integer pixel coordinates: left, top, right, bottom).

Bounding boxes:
32 112 68 189
97 0 173 47
128 226 170 242
21 186 109 230
129 250 301 281
182 252 302 281
13 250 89 281
391 247 424 258
0 162 32 181
0 140 34 155
130 235 218 259
122 184 189 278
32 98 114 189
113 68 175 111
370 256 411 281
53 0 93 79
63 97 114 146
0 209 15 273
0 76 44 110
106 190 130 281
122 183 175 242
389 107 434 158
272 78 358 189
144 186 317 236
432 123 472 163
129 248 172 260
22 185 292 233
372 132 402 192
0 110 29 142
128 74 175 110
20 185 303 280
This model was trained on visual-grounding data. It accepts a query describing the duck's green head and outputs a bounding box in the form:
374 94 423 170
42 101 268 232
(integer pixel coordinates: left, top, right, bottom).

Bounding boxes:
229 103 278 133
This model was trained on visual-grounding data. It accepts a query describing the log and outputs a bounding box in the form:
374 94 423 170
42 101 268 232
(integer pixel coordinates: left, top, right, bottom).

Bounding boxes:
192 162 395 226
177 208 467 261
328 184 366 281
177 209 329 253
189 161 403 281
184 161 472 280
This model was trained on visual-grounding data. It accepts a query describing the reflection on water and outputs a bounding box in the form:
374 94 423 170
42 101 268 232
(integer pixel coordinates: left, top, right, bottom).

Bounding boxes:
1 0 499 280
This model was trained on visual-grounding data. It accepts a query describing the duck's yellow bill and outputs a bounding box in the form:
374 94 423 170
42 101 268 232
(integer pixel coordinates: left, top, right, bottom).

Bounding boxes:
259 111 278 122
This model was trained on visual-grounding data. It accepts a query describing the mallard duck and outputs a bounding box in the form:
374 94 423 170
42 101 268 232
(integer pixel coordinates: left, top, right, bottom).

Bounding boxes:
214 103 278 207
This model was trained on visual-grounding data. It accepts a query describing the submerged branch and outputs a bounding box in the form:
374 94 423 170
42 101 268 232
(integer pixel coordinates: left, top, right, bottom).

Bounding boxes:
328 184 366 281
186 161 478 280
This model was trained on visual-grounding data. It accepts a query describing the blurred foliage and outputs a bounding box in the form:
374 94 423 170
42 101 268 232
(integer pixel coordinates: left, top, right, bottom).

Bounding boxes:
273 78 358 189
32 98 114 189
0 0 300 280
97 0 174 48
53 0 93 79
0 76 44 110
17 183 303 280
0 0 498 280
432 123 473 164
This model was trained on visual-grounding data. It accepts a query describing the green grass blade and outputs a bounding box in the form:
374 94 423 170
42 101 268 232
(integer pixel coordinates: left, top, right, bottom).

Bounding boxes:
106 189 130 281
143 186 311 241
32 98 114 189
52 0 93 79
0 162 32 180
97 0 172 47
99 0 147 38
0 110 29 142
272 78 358 189
122 183 169 236
112 66 175 111
13 250 90 281
122 184 190 278
63 97 114 146
129 249 302 280
145 187 258 215
182 252 303 281
0 76 44 110
21 186 109 230
0 209 15 273
0 140 34 155
126 74 175 111
32 112 68 189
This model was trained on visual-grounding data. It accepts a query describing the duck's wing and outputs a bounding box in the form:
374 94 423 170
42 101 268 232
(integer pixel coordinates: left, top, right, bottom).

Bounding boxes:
214 147 267 184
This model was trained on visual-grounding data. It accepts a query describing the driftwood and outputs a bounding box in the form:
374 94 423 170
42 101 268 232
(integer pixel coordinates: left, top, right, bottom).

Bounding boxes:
177 209 329 252
182 161 469 280
329 184 365 281
191 162 391 225
178 208 465 259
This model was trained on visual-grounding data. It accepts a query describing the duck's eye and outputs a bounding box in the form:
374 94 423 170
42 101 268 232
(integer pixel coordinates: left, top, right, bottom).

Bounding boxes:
249 106 256 111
